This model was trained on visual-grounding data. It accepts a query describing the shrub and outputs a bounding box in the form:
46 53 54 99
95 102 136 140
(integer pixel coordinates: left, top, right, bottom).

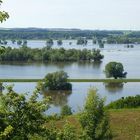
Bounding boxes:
106 95 140 109
61 105 72 116
0 84 50 139
79 88 112 140
44 71 72 90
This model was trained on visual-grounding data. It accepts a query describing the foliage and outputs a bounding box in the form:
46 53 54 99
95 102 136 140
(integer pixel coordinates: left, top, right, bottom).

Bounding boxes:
57 39 63 45
92 49 104 61
77 38 88 45
0 84 50 139
17 40 22 45
0 29 123 40
79 88 112 140
57 122 77 140
105 62 127 79
61 105 72 116
106 95 140 109
46 39 53 46
0 0 9 23
44 71 72 90
0 46 104 62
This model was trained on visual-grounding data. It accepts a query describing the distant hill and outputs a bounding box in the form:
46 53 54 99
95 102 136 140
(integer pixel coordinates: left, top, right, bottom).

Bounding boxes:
0 28 140 40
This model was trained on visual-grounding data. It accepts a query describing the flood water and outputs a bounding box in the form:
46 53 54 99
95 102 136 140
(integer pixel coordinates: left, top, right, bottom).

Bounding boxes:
1 40 140 114
3 82 140 114
0 50 140 79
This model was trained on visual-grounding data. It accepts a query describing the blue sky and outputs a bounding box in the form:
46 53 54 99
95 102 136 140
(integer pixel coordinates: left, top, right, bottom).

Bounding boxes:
1 0 140 30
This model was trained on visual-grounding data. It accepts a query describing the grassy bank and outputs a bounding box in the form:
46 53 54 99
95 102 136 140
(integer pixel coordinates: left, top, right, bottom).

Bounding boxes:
52 109 140 140
1 78 140 83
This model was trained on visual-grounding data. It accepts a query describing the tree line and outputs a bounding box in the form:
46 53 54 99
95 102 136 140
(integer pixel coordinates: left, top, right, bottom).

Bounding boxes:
0 28 140 44
0 46 104 62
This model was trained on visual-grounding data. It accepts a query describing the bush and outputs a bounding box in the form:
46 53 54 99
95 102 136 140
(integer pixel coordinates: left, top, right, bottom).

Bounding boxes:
92 49 104 61
79 88 112 140
44 71 72 90
0 84 50 139
106 95 140 109
61 105 72 116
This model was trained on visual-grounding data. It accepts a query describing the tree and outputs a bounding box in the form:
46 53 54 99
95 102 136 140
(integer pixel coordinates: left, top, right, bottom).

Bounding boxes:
0 82 4 92
0 46 5 54
44 71 72 90
105 62 127 79
92 49 104 61
79 88 112 140
46 39 53 47
11 39 16 44
0 0 9 23
0 84 50 139
57 122 77 140
23 40 28 46
77 38 88 45
57 40 63 46
60 105 72 116
17 40 22 45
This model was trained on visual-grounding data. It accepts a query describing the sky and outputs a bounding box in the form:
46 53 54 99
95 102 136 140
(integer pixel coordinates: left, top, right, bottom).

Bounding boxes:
0 0 140 30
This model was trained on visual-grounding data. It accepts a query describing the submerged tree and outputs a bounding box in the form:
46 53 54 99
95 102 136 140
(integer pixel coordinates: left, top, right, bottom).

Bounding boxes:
44 71 72 90
105 62 127 79
77 38 88 45
57 39 63 46
92 49 104 61
46 38 54 47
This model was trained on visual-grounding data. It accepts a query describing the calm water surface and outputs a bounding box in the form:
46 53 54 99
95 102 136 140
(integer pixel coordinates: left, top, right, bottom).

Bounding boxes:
3 82 140 114
0 50 140 78
1 41 140 114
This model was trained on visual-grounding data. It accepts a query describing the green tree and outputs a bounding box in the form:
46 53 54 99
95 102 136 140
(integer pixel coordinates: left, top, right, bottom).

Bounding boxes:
17 40 22 45
105 62 127 79
23 40 28 46
0 46 5 54
60 105 72 116
57 40 63 46
11 39 16 44
92 49 104 61
0 84 50 139
57 122 77 140
77 38 88 45
46 39 53 47
79 88 112 140
0 0 9 23
44 71 72 90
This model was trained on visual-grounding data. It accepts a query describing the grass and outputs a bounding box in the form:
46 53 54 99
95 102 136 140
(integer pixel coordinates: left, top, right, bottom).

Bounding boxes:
109 109 140 140
51 109 140 140
1 78 140 82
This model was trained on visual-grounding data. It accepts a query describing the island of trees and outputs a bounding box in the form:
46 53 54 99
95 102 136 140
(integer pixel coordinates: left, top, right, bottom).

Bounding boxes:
43 71 72 90
0 46 104 62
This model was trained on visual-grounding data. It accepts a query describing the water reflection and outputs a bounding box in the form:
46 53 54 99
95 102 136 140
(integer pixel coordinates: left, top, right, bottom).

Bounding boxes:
43 62 73 69
42 90 72 107
78 61 102 69
104 82 124 93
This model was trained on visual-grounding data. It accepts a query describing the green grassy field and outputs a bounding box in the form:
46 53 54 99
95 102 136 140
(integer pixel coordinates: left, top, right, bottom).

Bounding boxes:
1 78 140 82
51 109 140 140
